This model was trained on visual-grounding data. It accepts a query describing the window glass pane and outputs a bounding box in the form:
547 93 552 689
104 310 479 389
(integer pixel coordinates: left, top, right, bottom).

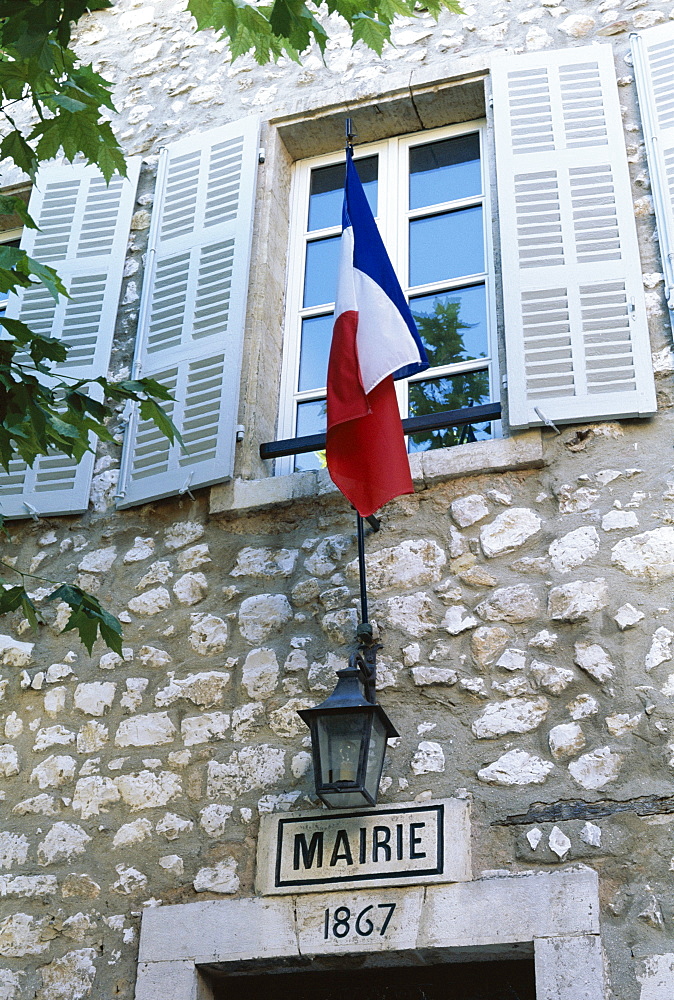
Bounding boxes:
298 313 333 392
407 370 492 452
303 236 341 308
410 285 488 367
409 134 481 209
294 398 327 471
409 206 484 287
308 156 378 231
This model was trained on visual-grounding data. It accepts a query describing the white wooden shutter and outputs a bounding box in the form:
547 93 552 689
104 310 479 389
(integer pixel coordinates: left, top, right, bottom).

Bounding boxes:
0 159 141 519
632 23 674 337
116 117 260 509
492 45 656 429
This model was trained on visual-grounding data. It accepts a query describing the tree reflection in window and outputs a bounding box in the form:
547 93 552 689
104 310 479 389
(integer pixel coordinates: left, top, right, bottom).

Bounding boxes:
408 295 490 452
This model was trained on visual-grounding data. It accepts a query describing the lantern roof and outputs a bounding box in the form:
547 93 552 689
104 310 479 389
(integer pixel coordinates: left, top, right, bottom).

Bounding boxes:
298 666 399 738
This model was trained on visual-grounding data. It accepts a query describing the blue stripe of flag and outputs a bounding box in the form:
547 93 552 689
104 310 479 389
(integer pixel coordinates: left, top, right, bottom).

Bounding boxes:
343 148 429 381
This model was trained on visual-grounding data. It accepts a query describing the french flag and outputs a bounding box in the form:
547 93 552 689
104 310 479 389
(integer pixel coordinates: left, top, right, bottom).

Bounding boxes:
326 148 429 518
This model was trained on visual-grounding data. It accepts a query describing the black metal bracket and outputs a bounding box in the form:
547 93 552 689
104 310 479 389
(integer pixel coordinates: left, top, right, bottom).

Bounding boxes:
259 402 502 461
349 640 382 705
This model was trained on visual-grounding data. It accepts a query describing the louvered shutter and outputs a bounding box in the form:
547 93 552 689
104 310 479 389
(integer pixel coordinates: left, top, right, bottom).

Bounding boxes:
492 45 656 429
0 160 141 519
632 23 674 337
116 117 260 509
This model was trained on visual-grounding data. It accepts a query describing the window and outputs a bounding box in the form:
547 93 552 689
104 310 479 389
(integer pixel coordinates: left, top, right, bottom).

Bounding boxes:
0 119 260 518
0 228 23 317
0 162 143 519
278 123 497 475
1 41 661 518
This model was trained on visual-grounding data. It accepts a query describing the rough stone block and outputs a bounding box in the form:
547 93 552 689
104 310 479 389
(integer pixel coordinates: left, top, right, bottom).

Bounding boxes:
534 934 604 1000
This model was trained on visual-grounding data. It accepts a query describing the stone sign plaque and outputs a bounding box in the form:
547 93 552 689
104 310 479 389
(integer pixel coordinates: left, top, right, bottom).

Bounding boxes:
256 797 470 896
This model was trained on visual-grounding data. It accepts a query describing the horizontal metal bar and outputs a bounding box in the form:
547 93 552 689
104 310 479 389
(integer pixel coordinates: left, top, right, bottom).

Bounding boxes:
259 402 502 460
403 401 501 435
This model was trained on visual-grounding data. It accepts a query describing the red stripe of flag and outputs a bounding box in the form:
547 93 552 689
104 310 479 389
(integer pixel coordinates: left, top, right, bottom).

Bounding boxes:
326 310 414 518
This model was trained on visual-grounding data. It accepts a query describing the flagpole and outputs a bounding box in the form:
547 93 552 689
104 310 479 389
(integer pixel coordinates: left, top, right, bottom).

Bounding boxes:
355 510 381 630
356 513 369 626
355 510 381 705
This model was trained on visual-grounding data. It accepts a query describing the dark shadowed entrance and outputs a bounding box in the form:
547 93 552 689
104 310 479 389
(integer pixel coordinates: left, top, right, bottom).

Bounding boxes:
208 960 536 1000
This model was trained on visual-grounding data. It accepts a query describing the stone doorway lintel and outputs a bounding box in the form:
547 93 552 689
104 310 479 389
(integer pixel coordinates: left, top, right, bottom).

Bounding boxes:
134 868 603 1000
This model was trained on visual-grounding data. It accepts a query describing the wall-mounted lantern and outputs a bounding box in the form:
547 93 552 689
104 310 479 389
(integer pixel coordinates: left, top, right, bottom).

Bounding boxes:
299 644 398 809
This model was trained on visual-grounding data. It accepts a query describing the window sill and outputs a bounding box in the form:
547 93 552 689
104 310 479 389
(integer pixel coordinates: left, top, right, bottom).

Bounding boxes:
210 430 544 517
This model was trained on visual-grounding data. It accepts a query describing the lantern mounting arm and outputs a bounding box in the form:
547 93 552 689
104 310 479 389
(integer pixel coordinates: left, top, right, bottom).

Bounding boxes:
349 640 382 705
353 507 382 705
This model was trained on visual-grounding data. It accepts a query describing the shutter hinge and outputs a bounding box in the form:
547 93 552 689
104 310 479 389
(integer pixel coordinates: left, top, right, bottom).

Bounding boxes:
534 407 561 435
23 501 40 522
487 95 494 108
258 148 266 164
179 473 195 500
236 424 245 443
501 375 508 389
119 400 133 429
628 296 636 318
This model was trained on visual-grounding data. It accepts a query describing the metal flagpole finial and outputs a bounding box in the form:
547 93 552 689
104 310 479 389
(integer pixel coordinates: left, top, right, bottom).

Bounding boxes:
345 117 356 150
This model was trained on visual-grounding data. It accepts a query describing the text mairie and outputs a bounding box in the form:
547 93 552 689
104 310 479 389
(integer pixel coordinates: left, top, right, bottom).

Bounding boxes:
294 822 428 870
273 804 444 888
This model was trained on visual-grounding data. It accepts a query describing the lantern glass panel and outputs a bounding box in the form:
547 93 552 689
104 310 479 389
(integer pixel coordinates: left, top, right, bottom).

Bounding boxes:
316 711 370 787
364 712 389 803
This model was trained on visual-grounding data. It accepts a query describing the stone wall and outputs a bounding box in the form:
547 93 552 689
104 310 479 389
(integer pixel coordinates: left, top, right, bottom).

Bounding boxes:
2 0 674 998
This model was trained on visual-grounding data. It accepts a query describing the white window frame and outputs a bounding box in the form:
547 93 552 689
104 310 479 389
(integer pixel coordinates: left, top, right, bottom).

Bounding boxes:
277 121 498 478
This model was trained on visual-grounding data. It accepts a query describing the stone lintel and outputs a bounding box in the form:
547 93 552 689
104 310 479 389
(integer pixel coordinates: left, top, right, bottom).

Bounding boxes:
138 897 298 965
137 868 599 967
419 869 600 948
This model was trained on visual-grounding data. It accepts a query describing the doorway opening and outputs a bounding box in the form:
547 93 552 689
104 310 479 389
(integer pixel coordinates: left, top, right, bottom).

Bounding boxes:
205 959 536 1000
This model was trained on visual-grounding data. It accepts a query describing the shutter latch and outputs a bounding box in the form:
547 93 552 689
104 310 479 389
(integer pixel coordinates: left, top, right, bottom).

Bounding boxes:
534 407 561 435
179 473 195 500
628 296 636 319
236 424 245 442
22 501 40 522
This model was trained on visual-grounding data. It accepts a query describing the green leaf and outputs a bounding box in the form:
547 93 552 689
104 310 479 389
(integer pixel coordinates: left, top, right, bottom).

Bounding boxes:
21 258 68 301
0 585 28 615
30 118 64 162
21 594 39 630
0 130 37 178
186 0 462 62
0 246 26 270
93 125 127 183
46 583 122 654
113 377 176 402
0 195 37 229
0 317 67 364
70 62 118 113
62 607 100 652
48 93 88 112
351 14 390 53
139 397 182 447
